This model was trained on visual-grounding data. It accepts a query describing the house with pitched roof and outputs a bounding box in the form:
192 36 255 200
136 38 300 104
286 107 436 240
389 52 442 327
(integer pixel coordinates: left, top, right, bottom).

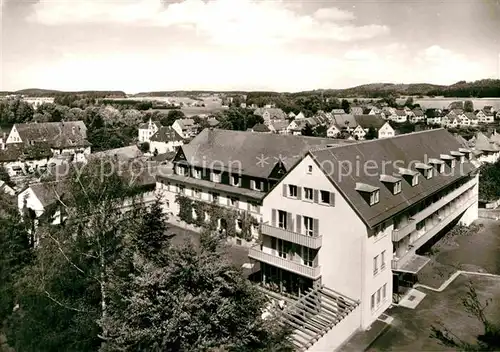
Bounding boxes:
294 111 306 120
267 120 289 134
156 129 353 238
5 121 91 164
352 115 395 140
252 129 478 350
254 108 287 123
389 110 407 123
476 109 495 123
149 126 184 154
470 132 500 164
172 118 199 139
350 106 364 115
250 123 272 134
331 109 346 115
138 118 161 144
410 109 425 123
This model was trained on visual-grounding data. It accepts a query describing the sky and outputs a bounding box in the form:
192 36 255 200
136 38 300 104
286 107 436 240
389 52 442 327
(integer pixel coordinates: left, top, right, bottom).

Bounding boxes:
1 0 500 93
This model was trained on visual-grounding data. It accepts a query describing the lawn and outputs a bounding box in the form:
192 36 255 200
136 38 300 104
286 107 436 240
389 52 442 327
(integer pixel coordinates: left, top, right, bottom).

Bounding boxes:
369 275 500 351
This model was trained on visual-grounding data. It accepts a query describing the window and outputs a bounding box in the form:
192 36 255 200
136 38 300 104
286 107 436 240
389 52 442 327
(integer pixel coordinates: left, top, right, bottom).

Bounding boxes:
288 185 298 197
193 188 202 198
377 288 381 305
304 187 313 201
252 179 262 191
303 247 314 267
176 165 186 176
278 210 287 229
371 294 375 311
412 174 419 186
229 196 239 207
193 168 201 179
394 181 402 194
212 172 221 183
425 168 433 179
382 284 387 300
370 190 380 205
438 164 444 173
211 192 219 203
381 251 386 270
178 185 185 195
307 165 313 174
320 190 330 204
303 216 314 236
231 175 240 186
373 255 378 275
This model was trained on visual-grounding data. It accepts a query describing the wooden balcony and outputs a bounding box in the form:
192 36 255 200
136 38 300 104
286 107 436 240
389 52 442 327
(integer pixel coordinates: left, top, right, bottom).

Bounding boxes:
261 223 322 249
392 178 477 242
248 246 321 280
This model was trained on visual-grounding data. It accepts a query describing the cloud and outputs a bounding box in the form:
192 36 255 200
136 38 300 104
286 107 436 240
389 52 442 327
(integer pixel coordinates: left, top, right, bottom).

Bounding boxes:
27 0 389 45
313 7 355 21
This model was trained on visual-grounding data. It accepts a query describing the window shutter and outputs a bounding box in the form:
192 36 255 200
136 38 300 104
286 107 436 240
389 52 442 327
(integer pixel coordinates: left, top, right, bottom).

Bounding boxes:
297 187 302 200
313 218 319 237
271 209 276 226
282 183 287 197
287 212 293 232
313 189 319 203
296 215 302 234
329 192 335 207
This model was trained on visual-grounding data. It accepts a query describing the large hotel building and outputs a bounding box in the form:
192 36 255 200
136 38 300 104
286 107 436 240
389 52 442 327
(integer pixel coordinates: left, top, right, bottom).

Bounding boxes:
157 128 479 351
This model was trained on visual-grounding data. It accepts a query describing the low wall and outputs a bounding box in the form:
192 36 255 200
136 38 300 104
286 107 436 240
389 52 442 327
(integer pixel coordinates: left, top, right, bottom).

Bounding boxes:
309 306 361 352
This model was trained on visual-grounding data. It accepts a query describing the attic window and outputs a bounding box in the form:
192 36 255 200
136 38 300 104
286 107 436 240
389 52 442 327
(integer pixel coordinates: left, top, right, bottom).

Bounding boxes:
398 168 419 186
415 163 433 179
355 182 380 206
459 148 472 160
440 154 455 168
429 158 445 173
379 174 401 195
307 165 313 174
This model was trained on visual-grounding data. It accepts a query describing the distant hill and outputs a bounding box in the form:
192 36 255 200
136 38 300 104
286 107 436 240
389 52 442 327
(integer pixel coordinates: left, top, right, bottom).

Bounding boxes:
5 79 500 98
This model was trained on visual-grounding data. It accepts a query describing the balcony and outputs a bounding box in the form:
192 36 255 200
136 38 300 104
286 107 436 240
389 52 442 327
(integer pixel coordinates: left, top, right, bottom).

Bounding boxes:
260 223 322 249
392 178 477 242
392 195 476 271
248 246 321 280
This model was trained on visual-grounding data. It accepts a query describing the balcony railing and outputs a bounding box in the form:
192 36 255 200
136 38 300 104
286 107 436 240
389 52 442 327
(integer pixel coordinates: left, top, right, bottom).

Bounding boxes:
392 195 476 270
392 178 477 242
248 246 321 280
260 223 322 249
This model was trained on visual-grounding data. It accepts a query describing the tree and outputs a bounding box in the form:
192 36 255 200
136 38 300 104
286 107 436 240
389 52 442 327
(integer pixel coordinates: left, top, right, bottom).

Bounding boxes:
365 126 377 140
464 100 474 112
313 125 327 138
341 99 351 113
4 161 145 351
102 228 293 352
0 165 15 188
431 282 500 351
404 96 414 108
301 123 314 136
139 142 150 153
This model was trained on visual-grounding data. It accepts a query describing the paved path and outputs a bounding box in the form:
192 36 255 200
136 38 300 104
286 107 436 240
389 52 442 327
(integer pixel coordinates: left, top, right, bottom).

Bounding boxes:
415 270 500 292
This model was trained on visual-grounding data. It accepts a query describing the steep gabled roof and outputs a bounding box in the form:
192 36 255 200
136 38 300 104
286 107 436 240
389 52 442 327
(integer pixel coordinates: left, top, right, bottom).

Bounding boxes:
474 132 499 152
14 121 89 149
177 128 355 178
353 115 386 129
309 129 477 227
175 118 197 129
332 114 357 128
151 126 184 143
252 123 271 133
138 120 161 129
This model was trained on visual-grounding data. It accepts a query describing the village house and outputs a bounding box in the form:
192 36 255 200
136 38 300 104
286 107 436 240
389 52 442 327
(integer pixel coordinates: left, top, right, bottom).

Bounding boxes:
267 120 289 134
459 112 479 127
331 109 346 115
250 128 478 350
350 106 364 115
149 126 184 154
426 113 442 125
352 115 395 140
476 109 495 123
469 132 500 164
171 118 199 139
389 110 407 123
326 114 357 138
250 123 272 134
294 111 306 120
410 109 425 123
138 118 161 143
0 180 16 196
254 108 287 122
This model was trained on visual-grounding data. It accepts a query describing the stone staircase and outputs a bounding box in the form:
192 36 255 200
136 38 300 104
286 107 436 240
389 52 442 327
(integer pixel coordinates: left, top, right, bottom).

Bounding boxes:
259 285 360 351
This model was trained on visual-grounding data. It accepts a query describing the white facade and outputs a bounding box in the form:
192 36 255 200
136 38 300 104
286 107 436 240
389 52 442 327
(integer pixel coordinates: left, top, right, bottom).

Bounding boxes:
6 125 21 144
138 119 160 143
149 140 183 154
23 97 55 108
327 125 341 138
427 116 442 125
378 122 395 139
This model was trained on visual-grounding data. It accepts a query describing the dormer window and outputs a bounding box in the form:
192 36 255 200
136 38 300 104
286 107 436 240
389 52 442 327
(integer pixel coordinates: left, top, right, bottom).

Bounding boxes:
450 151 465 164
459 148 472 160
398 168 419 187
176 165 186 176
211 171 221 183
415 163 433 179
231 175 240 186
440 154 455 168
356 182 380 206
380 174 401 195
429 158 445 174
192 168 201 179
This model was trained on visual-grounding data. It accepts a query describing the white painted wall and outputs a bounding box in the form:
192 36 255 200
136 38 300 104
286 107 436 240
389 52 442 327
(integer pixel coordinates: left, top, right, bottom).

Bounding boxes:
150 140 183 154
6 126 21 144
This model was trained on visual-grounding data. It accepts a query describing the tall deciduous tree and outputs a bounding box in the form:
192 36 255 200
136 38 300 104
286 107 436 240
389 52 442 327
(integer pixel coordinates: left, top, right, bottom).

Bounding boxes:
341 99 351 113
464 100 474 112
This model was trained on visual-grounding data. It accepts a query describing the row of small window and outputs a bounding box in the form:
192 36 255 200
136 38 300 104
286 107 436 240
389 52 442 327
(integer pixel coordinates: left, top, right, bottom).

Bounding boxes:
175 166 265 191
373 250 387 276
284 184 335 206
371 283 388 311
172 183 260 213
